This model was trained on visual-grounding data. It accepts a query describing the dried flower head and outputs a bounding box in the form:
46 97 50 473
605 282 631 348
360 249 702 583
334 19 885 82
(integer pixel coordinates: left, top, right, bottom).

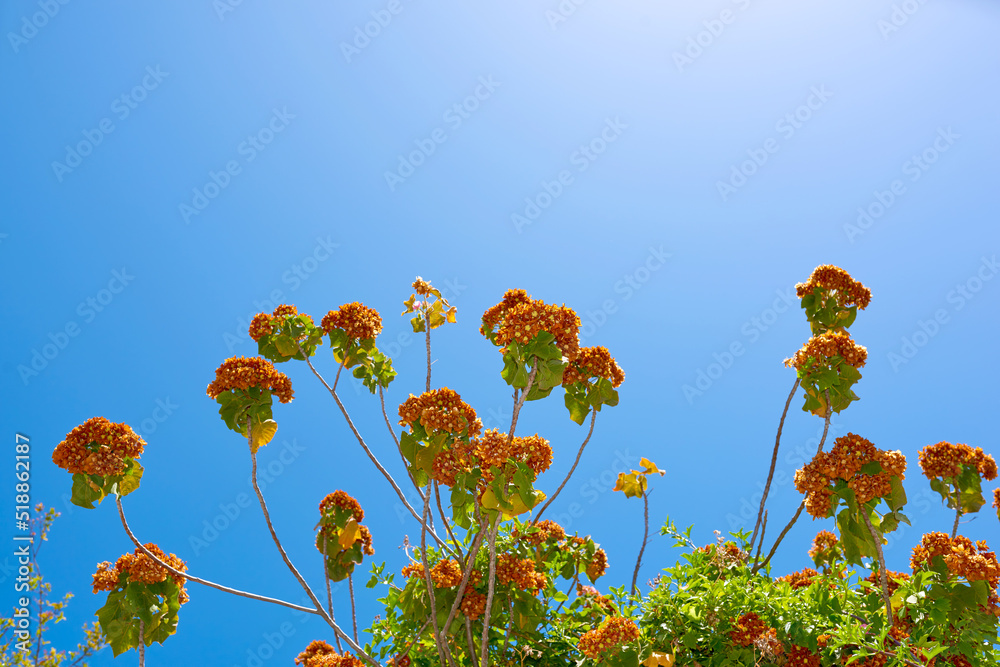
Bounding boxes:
562 346 625 388
785 331 868 372
911 532 999 588
412 277 433 296
318 491 364 523
397 388 482 437
796 265 872 310
918 441 997 481
321 302 382 341
93 544 188 604
52 417 145 476
206 356 293 403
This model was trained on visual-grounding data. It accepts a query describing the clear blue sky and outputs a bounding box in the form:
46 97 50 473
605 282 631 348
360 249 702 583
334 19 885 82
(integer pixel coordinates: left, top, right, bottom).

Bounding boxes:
2 1 999 665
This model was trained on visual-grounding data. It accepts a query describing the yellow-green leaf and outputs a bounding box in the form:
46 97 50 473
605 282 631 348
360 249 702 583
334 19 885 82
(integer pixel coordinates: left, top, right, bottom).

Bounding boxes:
250 419 278 454
338 518 360 550
643 652 675 667
640 457 665 476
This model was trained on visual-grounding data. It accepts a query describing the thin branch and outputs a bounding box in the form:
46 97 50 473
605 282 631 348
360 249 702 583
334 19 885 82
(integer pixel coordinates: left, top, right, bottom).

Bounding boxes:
323 535 343 653
348 574 359 646
425 309 432 392
435 482 464 560
749 378 800 554
753 511 767 564
116 495 376 664
441 519 488 638
397 619 431 663
817 389 833 455
631 491 650 596
861 510 894 625
506 360 538 444
479 514 502 667
534 410 597 522
952 505 962 539
419 495 451 667
299 348 455 556
753 501 805 573
464 618 476 662
138 620 144 667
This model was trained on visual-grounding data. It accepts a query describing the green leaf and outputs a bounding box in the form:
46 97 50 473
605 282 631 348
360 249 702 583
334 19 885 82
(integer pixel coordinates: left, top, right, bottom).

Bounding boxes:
114 460 143 497
564 393 590 425
70 473 105 509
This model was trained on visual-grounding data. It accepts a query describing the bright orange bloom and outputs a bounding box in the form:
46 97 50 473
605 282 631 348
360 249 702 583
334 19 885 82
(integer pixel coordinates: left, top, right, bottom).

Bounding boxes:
319 491 364 523
206 356 293 403
94 544 188 604
586 548 608 581
481 289 581 361
785 330 867 372
777 568 820 589
317 491 373 556
562 346 625 388
397 388 482 437
863 570 910 595
294 640 365 667
52 417 145 476
471 429 553 481
412 278 433 296
911 533 999 588
918 441 997 481
519 520 567 546
796 265 872 310
321 302 382 341
577 616 640 658
497 554 547 593
728 612 770 647
809 530 839 559
460 589 487 620
787 644 821 667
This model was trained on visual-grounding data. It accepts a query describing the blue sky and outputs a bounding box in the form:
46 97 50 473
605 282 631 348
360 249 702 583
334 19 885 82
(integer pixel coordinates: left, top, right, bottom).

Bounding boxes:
2 0 999 664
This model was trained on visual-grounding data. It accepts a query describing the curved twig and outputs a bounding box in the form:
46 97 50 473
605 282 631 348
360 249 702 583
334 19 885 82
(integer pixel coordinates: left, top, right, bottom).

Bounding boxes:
753 500 805 574
506 360 538 444
749 378 800 554
631 491 650 595
861 510 894 625
479 514 502 667
418 495 452 667
533 410 597 522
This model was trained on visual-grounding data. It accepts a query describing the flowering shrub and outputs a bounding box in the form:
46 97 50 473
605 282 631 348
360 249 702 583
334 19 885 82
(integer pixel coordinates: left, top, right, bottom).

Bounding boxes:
48 272 1000 666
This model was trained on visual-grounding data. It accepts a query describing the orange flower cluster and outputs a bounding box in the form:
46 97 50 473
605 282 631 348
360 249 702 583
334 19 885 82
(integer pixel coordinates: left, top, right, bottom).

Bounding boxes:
794 433 906 518
321 302 382 341
995 488 1000 514
460 589 487 620
918 441 997 482
412 278 433 296
317 491 373 556
576 584 616 614
206 356 294 403
795 265 872 310
497 554 547 592
430 559 463 588
397 388 482 437
430 447 473 487
577 616 640 658
52 417 145 476
700 541 748 570
864 570 910 596
586 548 608 581
94 544 188 603
562 346 625 388
294 640 365 667
911 533 1000 588
481 289 581 361
809 530 839 560
472 430 553 482
518 520 567 546
777 568 820 589
729 612 775 648
248 304 306 342
785 331 868 372
318 491 364 523
787 645 821 667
